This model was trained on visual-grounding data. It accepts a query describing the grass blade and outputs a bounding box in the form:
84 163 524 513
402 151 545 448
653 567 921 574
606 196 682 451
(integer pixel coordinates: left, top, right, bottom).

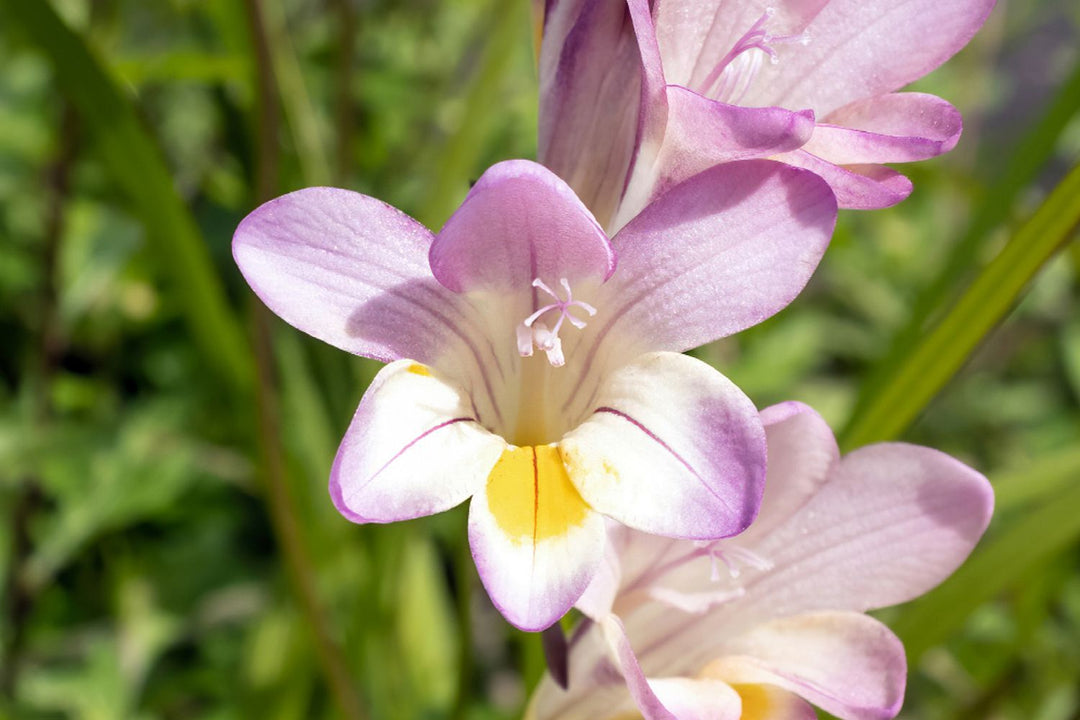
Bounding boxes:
841 161 1080 449
850 56 1080 418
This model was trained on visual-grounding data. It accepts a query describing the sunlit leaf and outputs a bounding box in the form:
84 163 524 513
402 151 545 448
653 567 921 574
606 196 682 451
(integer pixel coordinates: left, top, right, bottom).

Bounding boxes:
842 162 1080 449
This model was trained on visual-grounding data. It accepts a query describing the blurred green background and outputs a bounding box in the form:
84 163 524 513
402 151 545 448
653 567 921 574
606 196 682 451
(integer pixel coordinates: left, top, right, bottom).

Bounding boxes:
0 0 1078 718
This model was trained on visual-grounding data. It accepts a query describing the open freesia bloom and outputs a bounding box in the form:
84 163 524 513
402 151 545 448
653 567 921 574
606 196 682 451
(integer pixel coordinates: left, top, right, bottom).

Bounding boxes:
233 159 836 631
538 0 994 230
528 402 994 718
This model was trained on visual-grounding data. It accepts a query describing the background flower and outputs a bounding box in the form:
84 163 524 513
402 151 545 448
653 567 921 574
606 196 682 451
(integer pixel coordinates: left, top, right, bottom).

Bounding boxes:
529 402 994 719
539 0 995 230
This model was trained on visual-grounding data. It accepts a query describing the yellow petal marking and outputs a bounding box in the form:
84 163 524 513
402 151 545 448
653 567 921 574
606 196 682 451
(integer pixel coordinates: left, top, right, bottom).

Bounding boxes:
731 683 776 720
486 445 590 544
406 363 431 376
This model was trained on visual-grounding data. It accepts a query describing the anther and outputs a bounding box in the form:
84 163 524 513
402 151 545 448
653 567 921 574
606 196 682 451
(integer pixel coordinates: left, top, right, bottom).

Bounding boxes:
518 277 597 367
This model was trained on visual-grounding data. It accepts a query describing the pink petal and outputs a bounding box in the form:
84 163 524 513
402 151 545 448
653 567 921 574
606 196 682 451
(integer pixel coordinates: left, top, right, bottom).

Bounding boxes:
429 160 614 294
330 360 505 523
615 89 815 226
738 401 839 546
560 352 765 540
612 442 991 679
468 445 606 631
574 522 624 618
710 612 907 720
625 0 670 119
776 149 913 210
805 93 963 164
741 0 996 116
740 442 994 617
233 187 468 364
538 0 642 227
600 160 836 353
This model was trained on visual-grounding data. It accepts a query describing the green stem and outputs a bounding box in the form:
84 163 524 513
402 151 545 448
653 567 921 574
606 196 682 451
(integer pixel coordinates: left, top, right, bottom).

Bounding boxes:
449 536 475 720
242 1 365 717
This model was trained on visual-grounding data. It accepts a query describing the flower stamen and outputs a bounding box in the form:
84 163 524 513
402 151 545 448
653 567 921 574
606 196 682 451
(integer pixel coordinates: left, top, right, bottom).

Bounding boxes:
518 278 597 367
709 544 774 580
701 8 812 104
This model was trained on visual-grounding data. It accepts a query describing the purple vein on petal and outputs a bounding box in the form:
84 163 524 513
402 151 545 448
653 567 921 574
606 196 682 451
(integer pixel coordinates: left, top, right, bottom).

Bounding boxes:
593 406 734 514
381 284 505 429
368 417 479 484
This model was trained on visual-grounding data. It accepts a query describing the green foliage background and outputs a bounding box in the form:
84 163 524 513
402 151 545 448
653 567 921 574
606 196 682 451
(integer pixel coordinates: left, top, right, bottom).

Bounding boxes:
0 0 1077 717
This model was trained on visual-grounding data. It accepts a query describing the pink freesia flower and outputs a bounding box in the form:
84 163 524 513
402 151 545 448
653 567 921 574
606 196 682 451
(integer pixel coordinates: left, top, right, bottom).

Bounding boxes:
539 0 994 230
233 159 836 631
528 401 994 718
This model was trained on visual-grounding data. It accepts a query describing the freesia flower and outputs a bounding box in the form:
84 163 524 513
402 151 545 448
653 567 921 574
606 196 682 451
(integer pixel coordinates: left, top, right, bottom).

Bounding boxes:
529 401 994 718
233 159 836 631
538 0 994 230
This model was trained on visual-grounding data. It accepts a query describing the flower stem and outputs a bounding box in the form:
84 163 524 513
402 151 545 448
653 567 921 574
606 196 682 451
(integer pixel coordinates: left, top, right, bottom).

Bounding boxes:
242 1 365 717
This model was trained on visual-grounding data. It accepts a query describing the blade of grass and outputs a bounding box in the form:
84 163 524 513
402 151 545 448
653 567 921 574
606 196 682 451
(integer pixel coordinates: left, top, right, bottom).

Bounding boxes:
3 0 254 391
840 161 1080 450
241 0 365 717
261 0 333 187
891 469 1080 663
849 56 1080 423
992 447 1080 513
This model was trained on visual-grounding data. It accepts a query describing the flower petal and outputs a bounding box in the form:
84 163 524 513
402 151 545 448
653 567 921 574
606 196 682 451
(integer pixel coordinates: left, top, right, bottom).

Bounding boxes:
653 0 828 91
330 360 505 523
527 615 644 720
738 401 839 545
775 150 913 210
728 683 818 720
574 521 625 618
560 351 765 540
538 0 641 227
600 615 681 720
741 0 996 116
469 444 605 631
648 677 742 720
738 442 994 617
705 612 906 720
233 187 469 364
806 93 963 164
600 160 836 353
614 89 815 228
429 160 615 294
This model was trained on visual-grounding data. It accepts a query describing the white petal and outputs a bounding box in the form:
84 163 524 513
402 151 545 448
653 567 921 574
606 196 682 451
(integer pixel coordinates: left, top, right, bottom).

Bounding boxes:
331 360 505 523
469 445 606 631
561 351 765 540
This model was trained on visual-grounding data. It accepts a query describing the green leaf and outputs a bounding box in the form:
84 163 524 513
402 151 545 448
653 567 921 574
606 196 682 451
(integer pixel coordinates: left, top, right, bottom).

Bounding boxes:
992 447 1080 514
3 0 253 390
841 161 1080 450
850 55 1080 418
